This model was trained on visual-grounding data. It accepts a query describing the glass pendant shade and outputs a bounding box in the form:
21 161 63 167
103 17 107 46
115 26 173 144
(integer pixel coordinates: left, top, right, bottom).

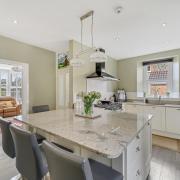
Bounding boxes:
90 48 108 62
70 57 84 67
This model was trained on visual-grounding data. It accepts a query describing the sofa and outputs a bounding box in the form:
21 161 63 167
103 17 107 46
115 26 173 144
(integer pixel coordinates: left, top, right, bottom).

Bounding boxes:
0 97 21 118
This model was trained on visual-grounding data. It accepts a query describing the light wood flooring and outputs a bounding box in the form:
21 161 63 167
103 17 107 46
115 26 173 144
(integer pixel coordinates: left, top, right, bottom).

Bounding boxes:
0 135 18 180
0 135 180 180
152 135 180 152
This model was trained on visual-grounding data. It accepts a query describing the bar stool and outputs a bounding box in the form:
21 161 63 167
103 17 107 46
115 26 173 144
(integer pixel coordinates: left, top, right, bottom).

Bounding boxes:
42 140 123 180
32 105 50 113
0 118 15 158
32 105 50 143
10 124 48 180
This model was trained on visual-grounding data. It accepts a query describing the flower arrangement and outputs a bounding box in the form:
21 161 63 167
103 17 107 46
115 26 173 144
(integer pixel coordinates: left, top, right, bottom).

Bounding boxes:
83 91 101 115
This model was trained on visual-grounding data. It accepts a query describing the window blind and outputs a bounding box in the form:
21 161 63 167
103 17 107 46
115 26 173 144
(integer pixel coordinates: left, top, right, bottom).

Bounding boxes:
142 58 173 66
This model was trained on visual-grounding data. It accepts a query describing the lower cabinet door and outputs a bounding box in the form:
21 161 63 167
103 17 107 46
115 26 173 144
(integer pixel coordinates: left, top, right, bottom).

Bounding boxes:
166 107 180 135
143 106 165 131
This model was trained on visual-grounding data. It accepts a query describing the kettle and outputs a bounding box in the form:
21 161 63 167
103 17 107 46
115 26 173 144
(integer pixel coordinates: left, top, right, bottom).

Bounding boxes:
114 89 127 102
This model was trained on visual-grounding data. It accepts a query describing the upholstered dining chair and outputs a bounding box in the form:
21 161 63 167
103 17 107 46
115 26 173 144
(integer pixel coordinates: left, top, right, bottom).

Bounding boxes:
32 105 50 143
0 118 15 158
10 124 48 180
42 140 123 180
32 105 50 113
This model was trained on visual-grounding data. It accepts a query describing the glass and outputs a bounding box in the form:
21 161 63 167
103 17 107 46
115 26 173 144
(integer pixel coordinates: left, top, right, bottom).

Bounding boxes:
10 88 16 98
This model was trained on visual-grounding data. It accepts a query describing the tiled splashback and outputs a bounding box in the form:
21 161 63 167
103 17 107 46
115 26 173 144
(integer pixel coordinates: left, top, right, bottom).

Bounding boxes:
86 79 114 100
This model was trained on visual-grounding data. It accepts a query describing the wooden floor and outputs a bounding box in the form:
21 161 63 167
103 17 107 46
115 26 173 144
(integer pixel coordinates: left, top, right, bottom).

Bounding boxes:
0 136 180 180
0 136 18 180
153 135 180 152
148 146 180 180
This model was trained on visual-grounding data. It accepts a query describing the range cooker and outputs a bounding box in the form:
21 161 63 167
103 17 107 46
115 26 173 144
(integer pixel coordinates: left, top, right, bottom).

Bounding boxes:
94 102 122 111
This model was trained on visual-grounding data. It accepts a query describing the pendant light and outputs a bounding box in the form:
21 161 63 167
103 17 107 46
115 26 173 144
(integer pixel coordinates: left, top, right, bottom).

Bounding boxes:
90 48 108 62
70 11 108 66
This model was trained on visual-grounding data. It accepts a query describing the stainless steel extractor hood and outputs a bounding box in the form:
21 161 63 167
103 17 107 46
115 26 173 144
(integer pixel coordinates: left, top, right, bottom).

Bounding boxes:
86 62 120 81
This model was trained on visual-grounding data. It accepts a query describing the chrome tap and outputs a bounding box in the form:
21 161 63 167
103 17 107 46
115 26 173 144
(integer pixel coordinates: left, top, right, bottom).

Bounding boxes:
158 95 161 105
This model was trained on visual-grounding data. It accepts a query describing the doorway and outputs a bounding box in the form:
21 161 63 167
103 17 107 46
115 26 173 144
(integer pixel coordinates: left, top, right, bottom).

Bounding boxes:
0 59 29 115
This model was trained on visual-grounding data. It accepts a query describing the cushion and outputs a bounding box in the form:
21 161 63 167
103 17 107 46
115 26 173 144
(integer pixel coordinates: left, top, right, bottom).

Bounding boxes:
5 101 14 107
0 102 7 108
89 159 123 180
3 107 17 113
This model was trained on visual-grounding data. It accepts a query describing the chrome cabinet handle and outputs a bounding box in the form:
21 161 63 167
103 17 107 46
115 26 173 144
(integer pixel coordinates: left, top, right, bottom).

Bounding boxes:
136 169 141 176
136 146 141 152
136 134 140 139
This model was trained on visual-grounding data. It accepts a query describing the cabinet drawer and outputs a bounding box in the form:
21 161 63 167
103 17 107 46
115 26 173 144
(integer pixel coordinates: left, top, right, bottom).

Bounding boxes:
127 131 143 171
127 131 143 158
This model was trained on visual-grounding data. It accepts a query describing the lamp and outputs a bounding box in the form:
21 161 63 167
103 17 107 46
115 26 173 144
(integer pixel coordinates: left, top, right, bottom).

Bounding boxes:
70 11 108 66
90 48 108 62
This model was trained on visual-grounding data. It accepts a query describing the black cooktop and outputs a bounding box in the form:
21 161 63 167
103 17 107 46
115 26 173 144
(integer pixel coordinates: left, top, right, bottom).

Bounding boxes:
94 102 122 111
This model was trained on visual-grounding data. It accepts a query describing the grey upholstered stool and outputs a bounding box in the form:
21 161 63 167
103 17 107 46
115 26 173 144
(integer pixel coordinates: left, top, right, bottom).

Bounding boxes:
32 105 50 143
42 140 123 180
10 124 48 180
32 105 50 113
0 118 15 158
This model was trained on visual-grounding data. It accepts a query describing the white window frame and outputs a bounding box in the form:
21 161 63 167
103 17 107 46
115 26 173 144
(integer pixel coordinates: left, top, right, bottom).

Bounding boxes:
143 62 173 97
137 55 179 99
0 59 29 115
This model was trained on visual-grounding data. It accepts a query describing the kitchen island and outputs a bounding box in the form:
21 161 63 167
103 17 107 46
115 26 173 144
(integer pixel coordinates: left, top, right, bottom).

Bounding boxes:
15 108 152 180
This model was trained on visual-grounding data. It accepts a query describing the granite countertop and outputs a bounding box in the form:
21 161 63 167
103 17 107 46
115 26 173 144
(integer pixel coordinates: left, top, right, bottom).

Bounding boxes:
15 108 152 159
124 101 180 108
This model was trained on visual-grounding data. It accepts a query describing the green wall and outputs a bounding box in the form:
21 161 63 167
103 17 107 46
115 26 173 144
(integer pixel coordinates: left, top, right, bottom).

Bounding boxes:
118 48 180 92
0 35 56 112
69 40 118 101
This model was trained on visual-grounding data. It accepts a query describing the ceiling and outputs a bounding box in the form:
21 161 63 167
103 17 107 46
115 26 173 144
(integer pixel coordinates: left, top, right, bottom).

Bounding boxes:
0 0 180 60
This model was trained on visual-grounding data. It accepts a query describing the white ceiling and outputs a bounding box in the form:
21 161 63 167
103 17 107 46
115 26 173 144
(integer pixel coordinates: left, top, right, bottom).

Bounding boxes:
0 0 180 60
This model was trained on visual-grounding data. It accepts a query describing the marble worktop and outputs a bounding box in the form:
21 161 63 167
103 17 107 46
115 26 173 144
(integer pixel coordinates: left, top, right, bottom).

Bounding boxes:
124 101 180 108
15 108 152 159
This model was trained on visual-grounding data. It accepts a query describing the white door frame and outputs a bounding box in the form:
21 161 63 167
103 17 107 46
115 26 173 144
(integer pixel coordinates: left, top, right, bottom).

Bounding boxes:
0 58 29 115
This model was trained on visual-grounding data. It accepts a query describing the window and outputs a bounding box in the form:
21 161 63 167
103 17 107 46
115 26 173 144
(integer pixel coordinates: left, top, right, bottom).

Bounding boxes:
137 57 179 98
0 66 23 103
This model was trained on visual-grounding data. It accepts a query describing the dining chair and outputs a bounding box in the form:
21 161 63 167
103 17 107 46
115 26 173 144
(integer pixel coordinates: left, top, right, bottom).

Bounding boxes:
42 140 123 180
0 118 15 158
32 105 50 113
10 124 48 180
32 105 50 143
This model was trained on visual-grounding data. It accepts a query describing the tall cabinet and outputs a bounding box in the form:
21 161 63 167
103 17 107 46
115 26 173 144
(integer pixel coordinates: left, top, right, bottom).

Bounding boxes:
56 66 73 109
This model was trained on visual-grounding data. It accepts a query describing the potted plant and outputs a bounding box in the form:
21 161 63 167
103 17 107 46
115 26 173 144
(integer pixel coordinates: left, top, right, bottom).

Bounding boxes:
83 91 101 116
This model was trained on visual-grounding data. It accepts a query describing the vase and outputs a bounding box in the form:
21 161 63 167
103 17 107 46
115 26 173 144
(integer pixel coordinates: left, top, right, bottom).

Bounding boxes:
84 102 93 116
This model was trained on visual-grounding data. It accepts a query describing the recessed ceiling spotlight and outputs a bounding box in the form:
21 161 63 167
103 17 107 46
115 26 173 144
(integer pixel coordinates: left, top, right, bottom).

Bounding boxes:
114 6 123 14
162 23 167 27
114 36 121 41
8 18 18 24
13 20 18 24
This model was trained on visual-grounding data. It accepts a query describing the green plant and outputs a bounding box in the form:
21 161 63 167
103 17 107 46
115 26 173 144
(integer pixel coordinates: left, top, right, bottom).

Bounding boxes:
83 91 101 115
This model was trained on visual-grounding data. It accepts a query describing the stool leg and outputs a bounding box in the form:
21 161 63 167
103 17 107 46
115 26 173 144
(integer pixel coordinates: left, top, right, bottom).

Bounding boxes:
10 174 22 180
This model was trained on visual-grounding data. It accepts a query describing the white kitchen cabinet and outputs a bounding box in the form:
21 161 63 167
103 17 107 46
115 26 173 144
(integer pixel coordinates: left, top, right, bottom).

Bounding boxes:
56 67 73 109
166 107 180 135
123 103 180 139
143 106 165 131
141 121 152 179
126 122 151 180
123 104 143 114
